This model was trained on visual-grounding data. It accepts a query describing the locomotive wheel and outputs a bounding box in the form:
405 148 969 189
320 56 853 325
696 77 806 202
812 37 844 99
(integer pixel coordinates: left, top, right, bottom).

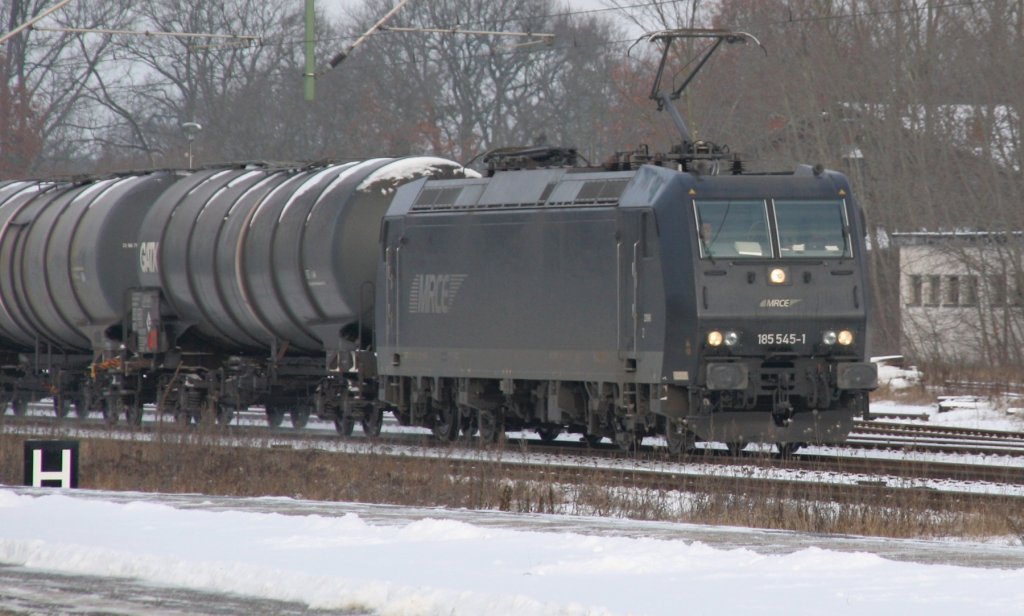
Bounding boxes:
431 401 461 441
53 395 72 419
334 413 355 436
776 442 804 458
536 424 561 443
477 409 504 443
665 422 696 455
361 408 384 438
459 408 478 438
265 407 285 428
290 407 310 429
726 442 747 457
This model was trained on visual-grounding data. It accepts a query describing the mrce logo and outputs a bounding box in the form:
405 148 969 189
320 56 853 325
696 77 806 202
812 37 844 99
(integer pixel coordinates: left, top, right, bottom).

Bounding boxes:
409 273 467 315
760 298 802 308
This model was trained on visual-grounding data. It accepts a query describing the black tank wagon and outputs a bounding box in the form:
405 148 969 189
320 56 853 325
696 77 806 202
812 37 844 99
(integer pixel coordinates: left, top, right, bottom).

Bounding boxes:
0 158 471 427
0 172 178 416
376 160 877 452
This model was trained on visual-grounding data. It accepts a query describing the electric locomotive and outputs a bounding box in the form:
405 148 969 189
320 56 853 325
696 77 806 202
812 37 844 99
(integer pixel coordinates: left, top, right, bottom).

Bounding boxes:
375 149 876 453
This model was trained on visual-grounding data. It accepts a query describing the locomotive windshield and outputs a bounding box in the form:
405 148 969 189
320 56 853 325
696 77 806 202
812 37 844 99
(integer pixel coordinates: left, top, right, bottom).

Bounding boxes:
694 198 852 259
694 200 770 258
775 200 851 259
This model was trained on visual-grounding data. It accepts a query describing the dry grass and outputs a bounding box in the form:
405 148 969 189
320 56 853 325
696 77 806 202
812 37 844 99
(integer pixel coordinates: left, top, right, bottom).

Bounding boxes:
872 381 935 406
2 432 1022 543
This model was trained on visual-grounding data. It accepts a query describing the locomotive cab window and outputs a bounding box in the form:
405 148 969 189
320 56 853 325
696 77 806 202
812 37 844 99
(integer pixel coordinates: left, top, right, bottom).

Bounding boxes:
694 200 770 259
774 200 852 259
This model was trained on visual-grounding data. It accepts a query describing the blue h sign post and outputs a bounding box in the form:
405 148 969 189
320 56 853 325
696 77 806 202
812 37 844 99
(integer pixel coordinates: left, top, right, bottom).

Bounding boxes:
23 440 79 488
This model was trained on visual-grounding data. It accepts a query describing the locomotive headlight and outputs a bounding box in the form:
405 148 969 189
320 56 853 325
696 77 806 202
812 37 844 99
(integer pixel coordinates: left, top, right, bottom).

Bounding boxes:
838 330 854 346
822 330 838 346
769 268 787 284
707 331 724 347
723 331 739 346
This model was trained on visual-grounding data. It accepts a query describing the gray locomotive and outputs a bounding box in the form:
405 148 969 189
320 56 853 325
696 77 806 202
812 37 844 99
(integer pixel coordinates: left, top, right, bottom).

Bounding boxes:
0 30 876 452
376 151 876 453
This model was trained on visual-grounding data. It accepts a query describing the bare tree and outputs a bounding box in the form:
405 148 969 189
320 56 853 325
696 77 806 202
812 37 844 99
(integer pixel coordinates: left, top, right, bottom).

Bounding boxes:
330 0 624 162
1 0 134 172
82 0 307 167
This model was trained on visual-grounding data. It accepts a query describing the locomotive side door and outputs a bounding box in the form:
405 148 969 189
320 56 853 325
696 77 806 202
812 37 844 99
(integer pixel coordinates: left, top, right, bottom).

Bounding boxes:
617 210 643 371
617 209 662 379
381 219 400 353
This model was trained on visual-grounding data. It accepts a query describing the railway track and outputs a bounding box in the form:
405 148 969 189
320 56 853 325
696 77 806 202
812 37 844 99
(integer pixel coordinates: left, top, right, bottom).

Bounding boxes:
846 420 1024 457
4 408 1023 505
10 404 1024 458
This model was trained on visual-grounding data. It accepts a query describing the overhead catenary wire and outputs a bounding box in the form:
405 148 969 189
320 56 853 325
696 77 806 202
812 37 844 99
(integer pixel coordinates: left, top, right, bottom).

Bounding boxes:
0 0 75 46
30 25 261 45
10 0 999 70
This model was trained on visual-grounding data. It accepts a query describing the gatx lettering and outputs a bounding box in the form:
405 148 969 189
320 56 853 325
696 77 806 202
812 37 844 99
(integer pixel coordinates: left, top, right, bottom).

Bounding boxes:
139 241 159 274
409 273 467 314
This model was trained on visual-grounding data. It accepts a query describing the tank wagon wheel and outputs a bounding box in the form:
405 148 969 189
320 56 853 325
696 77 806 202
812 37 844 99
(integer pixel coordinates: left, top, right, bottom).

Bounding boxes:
125 399 143 426
10 394 30 417
583 433 604 447
431 400 461 441
664 422 696 456
290 406 311 429
53 395 72 419
265 407 286 428
535 424 562 443
477 409 504 443
775 442 804 458
334 412 356 436
361 407 384 438
614 429 643 453
74 397 90 419
726 442 747 457
173 406 203 426
101 396 121 425
216 404 235 426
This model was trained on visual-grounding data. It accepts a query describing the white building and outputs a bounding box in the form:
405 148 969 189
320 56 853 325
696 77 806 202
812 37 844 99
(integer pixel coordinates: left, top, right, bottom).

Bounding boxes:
893 232 1024 367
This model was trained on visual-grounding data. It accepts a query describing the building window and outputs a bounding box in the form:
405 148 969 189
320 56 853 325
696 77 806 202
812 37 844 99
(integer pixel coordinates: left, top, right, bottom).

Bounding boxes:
943 276 960 306
925 275 941 306
961 275 978 306
1013 273 1024 306
989 274 1007 307
906 274 922 306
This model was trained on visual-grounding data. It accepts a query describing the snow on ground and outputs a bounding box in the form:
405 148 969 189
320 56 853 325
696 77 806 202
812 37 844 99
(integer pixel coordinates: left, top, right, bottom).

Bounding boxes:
2 487 1024 616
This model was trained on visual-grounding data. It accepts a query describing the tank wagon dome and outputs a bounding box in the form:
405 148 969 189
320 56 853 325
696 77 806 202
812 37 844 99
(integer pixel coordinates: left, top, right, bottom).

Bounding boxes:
0 172 180 352
137 156 471 354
